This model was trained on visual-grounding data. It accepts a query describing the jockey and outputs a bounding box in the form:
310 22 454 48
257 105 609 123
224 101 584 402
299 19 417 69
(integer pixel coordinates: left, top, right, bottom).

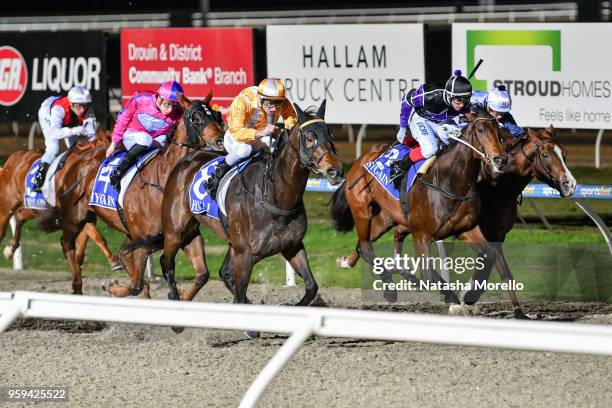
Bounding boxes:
33 86 95 192
471 85 525 138
105 80 184 192
204 77 297 197
390 70 472 185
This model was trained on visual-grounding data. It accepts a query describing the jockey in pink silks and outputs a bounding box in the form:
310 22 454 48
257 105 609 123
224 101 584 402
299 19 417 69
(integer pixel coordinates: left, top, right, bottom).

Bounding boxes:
105 80 184 192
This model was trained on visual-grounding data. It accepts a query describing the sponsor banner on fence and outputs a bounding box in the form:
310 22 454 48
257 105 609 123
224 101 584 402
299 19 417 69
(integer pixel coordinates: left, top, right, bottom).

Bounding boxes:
0 32 107 121
121 28 254 114
266 24 425 125
452 23 612 130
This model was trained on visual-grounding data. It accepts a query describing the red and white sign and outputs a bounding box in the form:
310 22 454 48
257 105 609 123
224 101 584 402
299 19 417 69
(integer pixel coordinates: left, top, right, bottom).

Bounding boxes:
121 28 254 113
0 46 28 107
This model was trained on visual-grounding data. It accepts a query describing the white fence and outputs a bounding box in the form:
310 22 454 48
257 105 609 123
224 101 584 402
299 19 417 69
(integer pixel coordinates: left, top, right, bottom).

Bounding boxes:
2 291 612 407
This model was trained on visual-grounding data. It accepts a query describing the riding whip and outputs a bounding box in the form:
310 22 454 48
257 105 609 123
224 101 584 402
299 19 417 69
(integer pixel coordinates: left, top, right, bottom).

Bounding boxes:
467 58 484 80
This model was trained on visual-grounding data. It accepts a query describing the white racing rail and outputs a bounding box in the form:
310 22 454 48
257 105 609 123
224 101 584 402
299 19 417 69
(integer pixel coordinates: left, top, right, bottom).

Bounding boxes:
2 291 612 407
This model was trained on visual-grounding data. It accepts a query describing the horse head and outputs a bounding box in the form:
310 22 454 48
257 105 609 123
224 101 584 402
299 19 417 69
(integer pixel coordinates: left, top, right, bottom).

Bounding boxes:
177 92 225 152
292 99 343 185
463 105 507 176
521 125 576 197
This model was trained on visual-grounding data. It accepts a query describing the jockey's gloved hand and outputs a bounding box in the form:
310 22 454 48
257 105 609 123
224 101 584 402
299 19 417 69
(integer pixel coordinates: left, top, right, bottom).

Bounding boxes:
396 127 407 143
68 126 85 137
436 124 461 144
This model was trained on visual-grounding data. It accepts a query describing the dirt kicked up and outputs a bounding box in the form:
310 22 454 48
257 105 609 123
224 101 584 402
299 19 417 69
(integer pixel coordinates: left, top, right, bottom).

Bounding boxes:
1 269 612 407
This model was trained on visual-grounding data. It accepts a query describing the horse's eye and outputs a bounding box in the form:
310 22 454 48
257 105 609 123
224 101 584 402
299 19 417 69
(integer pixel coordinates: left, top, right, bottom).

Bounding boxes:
542 152 549 158
192 111 204 125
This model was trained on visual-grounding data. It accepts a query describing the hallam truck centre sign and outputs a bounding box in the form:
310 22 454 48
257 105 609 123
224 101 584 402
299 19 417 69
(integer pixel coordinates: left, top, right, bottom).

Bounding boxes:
452 23 612 129
0 32 106 121
121 28 254 113
266 24 425 125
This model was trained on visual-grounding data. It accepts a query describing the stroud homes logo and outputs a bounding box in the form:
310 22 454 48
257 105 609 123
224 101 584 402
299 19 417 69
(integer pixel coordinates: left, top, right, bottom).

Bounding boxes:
466 30 561 91
0 45 28 106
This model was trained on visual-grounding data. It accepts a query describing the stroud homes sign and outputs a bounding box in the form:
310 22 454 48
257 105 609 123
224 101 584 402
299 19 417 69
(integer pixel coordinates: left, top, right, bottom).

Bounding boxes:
266 24 425 125
0 32 107 122
452 23 612 129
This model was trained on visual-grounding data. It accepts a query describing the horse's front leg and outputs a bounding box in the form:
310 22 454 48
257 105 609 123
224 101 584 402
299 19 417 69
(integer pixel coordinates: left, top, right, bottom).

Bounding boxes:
412 231 460 305
454 226 498 310
231 248 259 338
492 243 528 319
282 242 318 307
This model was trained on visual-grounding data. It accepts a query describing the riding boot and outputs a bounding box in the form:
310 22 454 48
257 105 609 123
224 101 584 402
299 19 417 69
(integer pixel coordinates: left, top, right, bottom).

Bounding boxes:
390 155 414 189
205 161 232 198
110 144 148 192
33 162 50 192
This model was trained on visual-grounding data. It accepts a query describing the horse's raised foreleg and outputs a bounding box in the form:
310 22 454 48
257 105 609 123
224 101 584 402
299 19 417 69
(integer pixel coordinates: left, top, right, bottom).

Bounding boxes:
79 222 122 271
282 242 318 306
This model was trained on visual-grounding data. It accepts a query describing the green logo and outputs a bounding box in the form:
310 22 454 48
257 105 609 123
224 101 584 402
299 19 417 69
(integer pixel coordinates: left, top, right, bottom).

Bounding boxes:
466 30 561 90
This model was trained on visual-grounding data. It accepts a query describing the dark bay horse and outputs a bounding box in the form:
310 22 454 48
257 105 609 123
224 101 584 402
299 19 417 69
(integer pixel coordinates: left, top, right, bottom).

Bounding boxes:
443 125 576 317
0 138 121 270
330 107 507 304
40 93 225 295
136 100 343 307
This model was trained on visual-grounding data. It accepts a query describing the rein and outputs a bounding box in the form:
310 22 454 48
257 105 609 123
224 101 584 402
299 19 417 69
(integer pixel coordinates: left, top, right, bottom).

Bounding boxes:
514 136 560 188
418 115 495 202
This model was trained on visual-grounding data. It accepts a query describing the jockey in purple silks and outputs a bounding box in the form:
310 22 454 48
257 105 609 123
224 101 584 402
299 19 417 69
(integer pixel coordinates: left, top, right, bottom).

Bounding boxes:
390 70 472 186
106 80 184 192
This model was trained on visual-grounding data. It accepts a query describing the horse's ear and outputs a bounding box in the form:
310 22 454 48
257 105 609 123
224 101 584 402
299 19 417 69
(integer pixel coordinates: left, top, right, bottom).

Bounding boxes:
316 99 326 119
293 102 308 123
204 90 212 104
547 124 556 139
178 93 192 110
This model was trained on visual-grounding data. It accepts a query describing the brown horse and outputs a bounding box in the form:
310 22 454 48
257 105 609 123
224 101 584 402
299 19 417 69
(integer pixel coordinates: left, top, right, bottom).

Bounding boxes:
330 107 507 304
130 100 343 311
40 93 225 295
0 138 121 270
443 126 575 316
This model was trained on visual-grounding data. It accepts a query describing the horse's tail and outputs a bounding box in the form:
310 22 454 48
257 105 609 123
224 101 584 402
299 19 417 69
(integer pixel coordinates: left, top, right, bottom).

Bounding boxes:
329 181 354 232
122 233 164 253
37 208 62 233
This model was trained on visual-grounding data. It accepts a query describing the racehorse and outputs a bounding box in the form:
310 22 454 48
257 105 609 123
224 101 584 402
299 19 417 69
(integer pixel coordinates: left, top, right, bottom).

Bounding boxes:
0 138 121 271
442 126 575 317
330 106 507 304
39 93 225 295
131 100 343 308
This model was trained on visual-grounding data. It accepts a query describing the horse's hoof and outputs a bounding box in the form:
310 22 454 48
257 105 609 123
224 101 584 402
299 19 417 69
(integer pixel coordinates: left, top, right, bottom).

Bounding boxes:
383 289 397 303
336 256 350 269
513 307 530 320
102 279 118 292
167 292 180 301
171 326 185 334
245 330 261 339
3 246 13 259
111 261 124 271
449 303 480 316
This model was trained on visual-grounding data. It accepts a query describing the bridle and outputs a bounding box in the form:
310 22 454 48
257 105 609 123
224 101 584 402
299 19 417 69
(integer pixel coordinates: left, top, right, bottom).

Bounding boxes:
512 134 561 189
290 118 337 174
173 100 223 150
